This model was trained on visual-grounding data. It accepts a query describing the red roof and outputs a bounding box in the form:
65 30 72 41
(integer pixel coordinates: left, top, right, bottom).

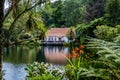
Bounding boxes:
46 28 70 37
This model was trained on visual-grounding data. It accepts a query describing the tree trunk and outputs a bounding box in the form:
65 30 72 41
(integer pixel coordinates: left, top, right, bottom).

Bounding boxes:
11 0 17 18
0 0 4 74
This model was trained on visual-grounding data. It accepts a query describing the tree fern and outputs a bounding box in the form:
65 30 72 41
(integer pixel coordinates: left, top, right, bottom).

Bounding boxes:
80 38 120 80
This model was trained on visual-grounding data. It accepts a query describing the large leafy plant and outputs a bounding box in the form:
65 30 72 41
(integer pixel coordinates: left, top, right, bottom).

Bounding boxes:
81 38 120 80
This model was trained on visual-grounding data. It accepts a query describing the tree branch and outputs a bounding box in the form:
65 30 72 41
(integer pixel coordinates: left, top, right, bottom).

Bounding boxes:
8 0 46 39
3 0 20 22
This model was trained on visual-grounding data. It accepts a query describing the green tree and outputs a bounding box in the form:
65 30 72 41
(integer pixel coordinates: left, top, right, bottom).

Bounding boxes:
52 0 65 27
105 0 120 26
3 0 47 45
40 1 55 27
0 0 47 76
62 0 86 26
85 0 106 22
41 0 87 27
41 0 65 27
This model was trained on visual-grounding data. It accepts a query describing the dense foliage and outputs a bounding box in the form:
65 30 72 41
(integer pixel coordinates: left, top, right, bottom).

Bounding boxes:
41 0 87 27
26 39 120 80
94 25 118 41
85 0 106 22
105 0 120 26
1 0 120 79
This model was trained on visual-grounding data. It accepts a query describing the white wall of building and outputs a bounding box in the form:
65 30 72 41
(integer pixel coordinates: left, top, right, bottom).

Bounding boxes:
46 36 69 42
61 36 69 42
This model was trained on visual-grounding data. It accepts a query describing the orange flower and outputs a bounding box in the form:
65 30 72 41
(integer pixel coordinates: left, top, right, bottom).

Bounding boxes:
72 53 77 58
76 53 80 57
80 45 85 49
75 47 79 51
80 50 84 54
66 53 71 58
71 50 76 53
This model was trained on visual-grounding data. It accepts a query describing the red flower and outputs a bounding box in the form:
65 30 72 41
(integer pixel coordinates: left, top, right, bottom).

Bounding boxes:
75 47 79 51
66 54 71 58
80 45 85 49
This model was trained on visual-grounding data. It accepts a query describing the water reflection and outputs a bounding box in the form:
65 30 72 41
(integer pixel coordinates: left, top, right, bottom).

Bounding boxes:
2 46 70 80
44 46 69 65
3 46 44 64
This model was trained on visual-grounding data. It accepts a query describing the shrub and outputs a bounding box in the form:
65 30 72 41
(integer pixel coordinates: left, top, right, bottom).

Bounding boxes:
75 23 89 44
76 17 105 39
94 25 118 41
114 34 120 43
116 25 120 33
25 62 65 80
83 38 120 80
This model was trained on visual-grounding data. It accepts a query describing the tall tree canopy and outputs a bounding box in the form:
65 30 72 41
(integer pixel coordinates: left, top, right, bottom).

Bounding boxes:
85 0 106 22
62 0 86 26
105 0 120 26
41 0 87 27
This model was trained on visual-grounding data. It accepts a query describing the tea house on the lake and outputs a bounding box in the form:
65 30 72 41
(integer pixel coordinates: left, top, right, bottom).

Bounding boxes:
42 28 75 45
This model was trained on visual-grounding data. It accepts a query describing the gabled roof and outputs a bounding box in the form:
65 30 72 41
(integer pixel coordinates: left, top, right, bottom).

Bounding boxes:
46 28 70 37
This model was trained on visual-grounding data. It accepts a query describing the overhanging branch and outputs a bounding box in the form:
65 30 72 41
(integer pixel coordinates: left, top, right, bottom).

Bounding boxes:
8 0 46 39
3 0 20 22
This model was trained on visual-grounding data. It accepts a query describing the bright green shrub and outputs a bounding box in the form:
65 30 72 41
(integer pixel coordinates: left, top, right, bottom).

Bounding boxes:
29 74 61 80
116 25 120 33
94 25 118 41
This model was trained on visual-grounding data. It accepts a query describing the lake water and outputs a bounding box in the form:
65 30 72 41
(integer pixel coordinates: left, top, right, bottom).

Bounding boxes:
2 46 70 80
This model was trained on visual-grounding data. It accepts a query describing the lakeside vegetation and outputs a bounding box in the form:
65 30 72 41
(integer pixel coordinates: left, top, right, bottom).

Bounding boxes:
0 0 120 79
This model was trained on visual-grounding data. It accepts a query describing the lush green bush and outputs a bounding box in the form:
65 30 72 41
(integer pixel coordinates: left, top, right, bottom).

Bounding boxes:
116 25 120 34
94 25 118 41
84 38 120 80
28 74 61 80
114 34 120 43
75 23 89 44
76 17 105 38
65 38 120 80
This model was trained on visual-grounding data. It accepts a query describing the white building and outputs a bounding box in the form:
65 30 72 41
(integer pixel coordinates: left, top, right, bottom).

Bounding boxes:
45 28 75 43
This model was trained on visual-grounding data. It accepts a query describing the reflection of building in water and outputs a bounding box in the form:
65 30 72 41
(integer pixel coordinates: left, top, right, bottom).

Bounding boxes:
44 47 69 65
